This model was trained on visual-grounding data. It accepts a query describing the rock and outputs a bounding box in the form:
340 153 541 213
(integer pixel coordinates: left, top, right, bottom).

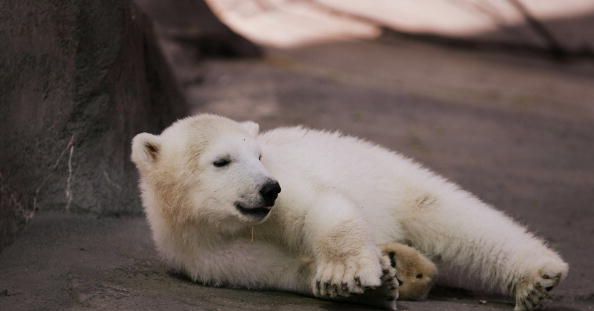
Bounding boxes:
133 0 262 86
135 0 261 58
208 0 594 57
0 0 188 250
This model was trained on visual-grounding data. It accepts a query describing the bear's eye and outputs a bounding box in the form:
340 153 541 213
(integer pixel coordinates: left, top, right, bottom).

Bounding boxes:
213 158 231 167
258 154 262 161
416 273 423 279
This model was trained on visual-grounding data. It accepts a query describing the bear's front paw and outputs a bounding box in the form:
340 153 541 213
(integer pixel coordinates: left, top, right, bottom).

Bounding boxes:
312 248 383 298
514 259 568 311
343 256 399 310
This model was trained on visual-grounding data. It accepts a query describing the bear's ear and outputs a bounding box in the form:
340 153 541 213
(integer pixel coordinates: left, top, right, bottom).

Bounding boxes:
241 121 260 137
131 133 161 169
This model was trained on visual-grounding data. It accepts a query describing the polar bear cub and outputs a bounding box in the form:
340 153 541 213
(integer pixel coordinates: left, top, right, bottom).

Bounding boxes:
131 114 568 311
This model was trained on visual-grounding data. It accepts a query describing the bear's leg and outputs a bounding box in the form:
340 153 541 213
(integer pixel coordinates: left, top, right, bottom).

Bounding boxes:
399 192 568 310
186 236 398 309
183 239 315 293
303 191 398 308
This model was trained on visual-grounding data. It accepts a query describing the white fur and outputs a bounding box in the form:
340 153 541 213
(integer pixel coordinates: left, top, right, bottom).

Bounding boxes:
131 114 568 309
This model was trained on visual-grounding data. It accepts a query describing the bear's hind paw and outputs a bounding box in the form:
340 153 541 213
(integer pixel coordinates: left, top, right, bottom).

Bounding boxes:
514 260 568 311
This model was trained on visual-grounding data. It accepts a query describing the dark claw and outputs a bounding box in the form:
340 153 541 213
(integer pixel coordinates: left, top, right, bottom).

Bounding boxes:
528 293 540 305
544 292 552 300
381 273 393 282
316 280 321 292
324 282 331 291
388 251 397 268
328 283 337 296
341 282 349 292
354 277 362 287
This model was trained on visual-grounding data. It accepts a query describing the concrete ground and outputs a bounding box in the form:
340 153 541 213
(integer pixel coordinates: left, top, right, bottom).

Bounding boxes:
1 37 594 310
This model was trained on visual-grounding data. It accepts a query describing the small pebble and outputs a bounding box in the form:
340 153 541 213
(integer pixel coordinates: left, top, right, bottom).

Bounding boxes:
479 300 487 304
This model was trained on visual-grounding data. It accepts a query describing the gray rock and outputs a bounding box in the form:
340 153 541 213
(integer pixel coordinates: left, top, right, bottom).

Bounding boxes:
0 0 188 250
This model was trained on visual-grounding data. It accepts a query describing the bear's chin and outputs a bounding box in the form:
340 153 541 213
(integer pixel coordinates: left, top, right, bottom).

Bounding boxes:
235 211 272 225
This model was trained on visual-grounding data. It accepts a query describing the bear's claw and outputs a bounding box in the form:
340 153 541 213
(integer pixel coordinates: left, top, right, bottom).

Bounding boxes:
343 256 399 310
514 261 567 311
312 246 387 298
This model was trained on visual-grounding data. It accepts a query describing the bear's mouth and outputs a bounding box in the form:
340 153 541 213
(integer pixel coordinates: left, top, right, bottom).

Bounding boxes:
234 202 272 219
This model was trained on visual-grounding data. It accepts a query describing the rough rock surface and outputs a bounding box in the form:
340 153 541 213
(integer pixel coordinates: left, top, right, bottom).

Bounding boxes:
134 0 262 85
0 0 188 249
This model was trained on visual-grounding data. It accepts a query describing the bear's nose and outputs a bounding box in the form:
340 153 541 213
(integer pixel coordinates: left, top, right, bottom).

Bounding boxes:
259 180 281 206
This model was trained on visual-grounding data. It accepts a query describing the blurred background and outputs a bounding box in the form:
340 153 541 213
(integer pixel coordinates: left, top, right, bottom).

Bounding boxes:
1 1 593 310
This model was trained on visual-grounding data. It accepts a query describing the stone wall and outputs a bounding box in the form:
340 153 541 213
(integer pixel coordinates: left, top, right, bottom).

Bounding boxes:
0 0 188 250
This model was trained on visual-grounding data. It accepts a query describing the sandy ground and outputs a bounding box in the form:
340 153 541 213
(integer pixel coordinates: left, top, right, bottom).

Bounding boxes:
1 37 593 310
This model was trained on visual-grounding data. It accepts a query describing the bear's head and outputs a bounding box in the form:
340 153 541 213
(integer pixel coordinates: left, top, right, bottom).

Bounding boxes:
131 114 280 232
